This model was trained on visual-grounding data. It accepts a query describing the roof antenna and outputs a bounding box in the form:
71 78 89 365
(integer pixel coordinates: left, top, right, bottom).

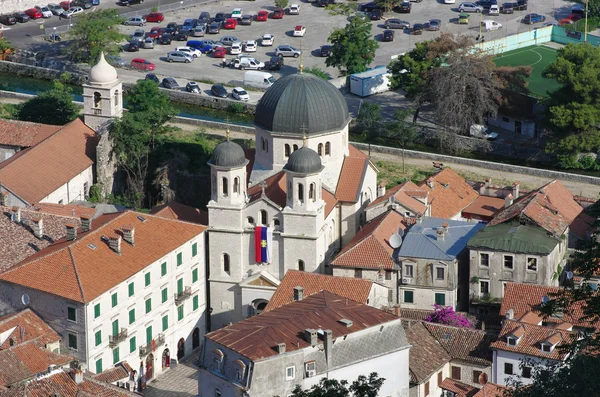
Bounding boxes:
226 117 231 140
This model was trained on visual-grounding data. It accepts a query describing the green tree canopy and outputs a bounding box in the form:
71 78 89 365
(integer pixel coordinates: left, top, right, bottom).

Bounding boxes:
326 16 379 75
275 0 289 9
18 74 79 125
67 9 126 64
282 373 385 397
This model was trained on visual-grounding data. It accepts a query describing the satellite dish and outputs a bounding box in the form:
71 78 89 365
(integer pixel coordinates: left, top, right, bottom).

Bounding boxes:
390 233 403 248
566 271 573 280
397 228 405 238
21 294 30 305
542 296 550 304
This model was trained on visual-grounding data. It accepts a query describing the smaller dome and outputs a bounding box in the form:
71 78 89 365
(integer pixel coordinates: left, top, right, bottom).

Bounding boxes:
89 52 118 85
284 146 323 174
209 140 247 168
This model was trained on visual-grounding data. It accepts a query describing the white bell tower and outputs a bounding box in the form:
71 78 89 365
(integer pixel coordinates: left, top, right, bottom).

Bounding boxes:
83 52 123 133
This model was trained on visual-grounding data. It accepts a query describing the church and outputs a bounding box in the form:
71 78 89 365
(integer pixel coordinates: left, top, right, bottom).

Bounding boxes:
206 73 378 328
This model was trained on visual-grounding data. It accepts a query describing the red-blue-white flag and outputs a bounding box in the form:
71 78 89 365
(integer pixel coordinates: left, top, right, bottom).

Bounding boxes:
254 226 273 263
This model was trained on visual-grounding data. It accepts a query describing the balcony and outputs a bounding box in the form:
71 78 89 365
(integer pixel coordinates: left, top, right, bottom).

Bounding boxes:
174 286 192 305
108 328 128 347
138 333 166 357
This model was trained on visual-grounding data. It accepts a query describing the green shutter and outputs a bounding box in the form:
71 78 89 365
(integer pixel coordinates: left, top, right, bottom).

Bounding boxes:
94 303 100 318
146 326 152 344
177 278 183 294
178 305 184 321
404 291 414 303
192 243 197 257
192 268 198 283
68 334 77 350
162 315 169 331
145 272 151 286
162 288 168 303
95 330 102 346
129 308 135 324
128 282 134 297
95 358 103 374
145 298 152 314
193 295 199 311
177 252 183 266
435 293 446 306
111 292 118 308
130 336 136 353
161 262 167 276
113 347 120 364
112 319 119 336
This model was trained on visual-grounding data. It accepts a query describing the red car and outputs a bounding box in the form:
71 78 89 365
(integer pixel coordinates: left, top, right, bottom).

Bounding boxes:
144 12 164 23
212 46 226 58
256 10 269 21
131 58 156 71
59 1 72 10
24 8 43 19
272 8 284 19
148 27 163 39
224 18 237 29
559 14 582 25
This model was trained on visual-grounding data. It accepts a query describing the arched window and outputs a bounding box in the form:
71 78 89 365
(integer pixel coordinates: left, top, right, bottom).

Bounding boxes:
223 254 230 274
261 137 265 151
298 260 305 271
233 177 240 194
293 144 298 152
298 183 304 204
309 183 316 201
251 299 268 316
247 216 255 225
260 210 268 225
325 142 331 155
285 144 291 158
287 182 292 201
93 92 101 108
318 143 323 156
274 218 280 227
114 90 119 107
222 177 228 197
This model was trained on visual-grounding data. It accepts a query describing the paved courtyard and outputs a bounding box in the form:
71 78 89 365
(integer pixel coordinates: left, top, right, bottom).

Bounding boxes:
142 353 200 397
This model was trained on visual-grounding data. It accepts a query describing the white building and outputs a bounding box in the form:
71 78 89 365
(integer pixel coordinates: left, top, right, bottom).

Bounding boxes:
198 290 410 397
0 210 207 379
207 73 378 329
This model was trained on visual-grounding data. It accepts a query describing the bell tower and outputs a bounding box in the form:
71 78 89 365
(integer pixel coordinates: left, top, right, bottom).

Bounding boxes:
83 52 123 133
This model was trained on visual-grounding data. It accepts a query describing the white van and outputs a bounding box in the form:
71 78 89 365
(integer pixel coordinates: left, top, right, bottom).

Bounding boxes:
480 19 502 31
488 4 499 15
243 71 276 89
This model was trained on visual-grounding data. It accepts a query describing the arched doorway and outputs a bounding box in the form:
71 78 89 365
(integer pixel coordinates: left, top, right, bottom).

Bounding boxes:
145 353 154 380
177 338 185 360
250 299 268 316
192 328 200 349
162 348 170 369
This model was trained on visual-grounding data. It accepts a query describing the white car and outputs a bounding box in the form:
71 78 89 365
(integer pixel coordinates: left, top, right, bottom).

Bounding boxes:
289 3 300 14
63 6 83 17
244 40 257 52
444 0 455 3
232 87 249 101
35 5 53 18
175 46 202 58
231 8 242 18
230 41 243 55
293 25 306 37
261 34 274 46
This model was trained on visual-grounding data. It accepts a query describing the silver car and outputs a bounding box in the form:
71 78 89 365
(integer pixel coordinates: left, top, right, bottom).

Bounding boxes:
275 45 301 58
167 51 193 63
384 18 410 29
141 37 154 49
458 2 484 12
124 16 146 26
47 3 64 15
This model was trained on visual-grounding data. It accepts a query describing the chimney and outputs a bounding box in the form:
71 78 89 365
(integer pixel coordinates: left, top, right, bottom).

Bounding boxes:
11 206 21 223
122 226 135 245
485 178 492 187
505 193 514 208
377 183 386 198
80 215 92 232
426 179 434 189
293 286 304 301
70 369 84 384
506 308 514 320
512 182 520 199
109 235 122 254
442 222 449 233
66 223 77 241
304 329 318 347
436 228 445 241
277 343 286 354
32 217 44 239
0 191 6 206
324 329 333 369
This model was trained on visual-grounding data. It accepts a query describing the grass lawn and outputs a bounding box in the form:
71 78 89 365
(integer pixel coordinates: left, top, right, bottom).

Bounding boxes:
493 45 561 98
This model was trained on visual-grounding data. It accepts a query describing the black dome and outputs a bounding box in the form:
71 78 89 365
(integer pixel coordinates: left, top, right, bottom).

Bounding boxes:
209 140 247 168
284 146 323 174
255 73 350 135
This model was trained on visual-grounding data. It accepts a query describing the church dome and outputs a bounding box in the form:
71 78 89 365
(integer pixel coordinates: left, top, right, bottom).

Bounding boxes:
284 146 323 174
255 73 350 135
209 139 247 168
89 52 118 85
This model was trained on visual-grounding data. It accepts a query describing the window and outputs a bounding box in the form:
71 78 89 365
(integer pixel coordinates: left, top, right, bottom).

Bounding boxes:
388 289 393 303
404 290 414 303
480 280 490 296
325 142 331 155
93 92 101 108
502 281 508 297
95 330 102 346
435 293 446 306
146 326 153 344
522 366 532 378
355 269 362 278
541 343 551 353
504 363 513 375
112 319 119 336
162 288 168 303
233 177 240 194
305 361 316 376
129 308 135 324
111 292 118 308
405 264 414 278
298 260 305 271
67 307 77 322
274 218 280 227
145 272 151 287
298 183 304 203
128 282 134 297
95 358 103 374
68 333 78 350
114 90 119 107
161 262 167 276
177 278 184 294
293 144 298 152
222 177 229 197
436 267 445 280
260 210 268 225
162 315 169 331
215 389 222 397
247 216 255 225
129 336 136 353
178 305 184 321
94 303 100 319
193 295 199 311
113 347 120 364
504 255 514 269
527 257 538 271
285 366 295 380
285 144 291 157
385 270 392 280
287 182 292 201
473 370 482 384
192 268 198 283
145 298 152 314
223 254 230 274
437 371 442 385
177 252 183 266
309 183 316 201
318 143 323 155
480 253 489 267
424 381 430 396
507 336 517 346
451 366 461 380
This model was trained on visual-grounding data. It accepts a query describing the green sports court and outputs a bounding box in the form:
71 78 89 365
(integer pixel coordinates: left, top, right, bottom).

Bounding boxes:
493 45 561 98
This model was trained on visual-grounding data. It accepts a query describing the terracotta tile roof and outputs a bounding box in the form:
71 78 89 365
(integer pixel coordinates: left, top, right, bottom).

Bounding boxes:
473 382 508 397
419 168 479 219
244 148 256 184
0 211 206 303
322 188 338 217
93 362 132 383
205 290 399 361
0 118 97 204
149 202 208 225
335 145 370 203
491 319 576 360
264 270 374 312
570 212 596 240
462 196 505 220
331 210 405 270
423 322 494 366
439 378 479 397
31 203 96 219
0 119 61 148
518 311 543 325
0 309 60 349
368 180 428 215
398 308 433 321
404 322 451 383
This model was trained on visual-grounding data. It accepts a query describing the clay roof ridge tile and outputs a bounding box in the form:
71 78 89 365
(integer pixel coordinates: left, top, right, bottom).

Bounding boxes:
68 246 86 304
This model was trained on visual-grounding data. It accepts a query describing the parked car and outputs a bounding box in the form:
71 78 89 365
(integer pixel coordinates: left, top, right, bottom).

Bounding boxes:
382 29 394 41
35 6 53 18
181 18 195 31
458 2 484 12
293 25 306 36
167 51 193 63
244 40 257 52
500 3 514 13
319 45 331 57
186 81 201 93
488 4 500 15
124 16 146 26
427 18 441 30
476 0 497 7
145 73 160 83
25 8 43 18
199 11 210 20
264 56 284 70
165 22 178 34
232 87 249 101
141 37 154 49
47 3 64 15
175 46 202 57
173 31 189 41
240 14 253 25
397 2 411 12
131 58 155 71
228 57 264 69
275 45 300 57
370 9 382 20
208 22 220 34
186 40 213 53
13 12 31 22
0 14 18 24
272 8 284 19
261 33 274 46
359 1 382 12
127 40 140 51
157 33 172 44
503 0 527 10
224 18 237 29
131 28 145 40
162 77 180 89
144 12 164 22
106 54 126 67
289 3 300 14
71 0 92 9
192 26 205 36
559 14 582 25
117 0 144 5
410 23 423 34
470 124 498 140
385 18 410 29
231 8 242 19
220 35 238 46
148 27 162 39
63 7 83 18
481 19 502 30
211 84 228 98
229 41 243 54
59 1 72 10
522 13 545 24
214 12 226 21
256 10 268 21
212 46 226 58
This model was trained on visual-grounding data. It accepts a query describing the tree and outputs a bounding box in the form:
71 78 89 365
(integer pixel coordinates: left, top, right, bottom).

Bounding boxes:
383 109 419 172
66 9 126 64
325 2 358 16
18 73 79 125
375 0 395 14
426 304 474 328
326 16 379 75
356 102 382 139
275 0 288 9
282 373 385 397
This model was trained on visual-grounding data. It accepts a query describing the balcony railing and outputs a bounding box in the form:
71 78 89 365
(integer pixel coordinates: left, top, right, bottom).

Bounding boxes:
174 286 192 305
138 333 166 357
108 328 128 347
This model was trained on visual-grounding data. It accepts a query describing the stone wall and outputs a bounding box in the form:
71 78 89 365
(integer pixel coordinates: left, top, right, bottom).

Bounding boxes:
0 61 87 85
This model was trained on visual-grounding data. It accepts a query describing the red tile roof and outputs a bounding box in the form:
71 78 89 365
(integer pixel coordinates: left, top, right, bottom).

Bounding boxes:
419 168 480 219
31 203 96 219
205 290 399 361
423 322 494 366
473 382 508 397
368 180 428 215
149 202 208 225
264 270 374 312
0 119 61 148
0 211 206 303
0 309 60 349
93 362 133 383
404 322 451 383
439 378 479 397
0 118 97 204
335 145 370 203
462 196 505 220
331 210 405 270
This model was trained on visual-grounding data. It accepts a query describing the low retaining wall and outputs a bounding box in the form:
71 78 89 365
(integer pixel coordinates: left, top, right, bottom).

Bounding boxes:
171 116 254 134
0 61 87 85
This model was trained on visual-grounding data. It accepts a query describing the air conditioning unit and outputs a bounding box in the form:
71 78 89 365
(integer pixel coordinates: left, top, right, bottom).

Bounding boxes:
402 278 412 284
306 370 316 378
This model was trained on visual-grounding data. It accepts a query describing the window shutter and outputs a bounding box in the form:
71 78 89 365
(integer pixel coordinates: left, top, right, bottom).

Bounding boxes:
129 309 135 324
192 243 197 257
193 295 199 311
128 282 134 297
130 336 136 353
